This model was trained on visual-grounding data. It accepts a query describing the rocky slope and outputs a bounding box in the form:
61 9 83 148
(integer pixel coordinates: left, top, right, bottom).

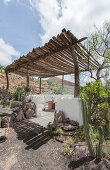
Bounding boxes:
0 73 44 94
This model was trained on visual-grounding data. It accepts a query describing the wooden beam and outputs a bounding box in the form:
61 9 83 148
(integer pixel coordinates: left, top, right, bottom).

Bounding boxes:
62 75 64 94
39 78 41 94
26 68 29 87
5 71 9 90
71 46 80 97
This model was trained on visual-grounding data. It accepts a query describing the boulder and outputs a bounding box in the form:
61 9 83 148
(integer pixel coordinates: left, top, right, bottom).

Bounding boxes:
1 116 10 128
0 128 6 143
25 109 35 119
25 102 36 110
62 117 70 123
10 101 20 109
54 110 65 123
16 110 25 121
69 120 79 126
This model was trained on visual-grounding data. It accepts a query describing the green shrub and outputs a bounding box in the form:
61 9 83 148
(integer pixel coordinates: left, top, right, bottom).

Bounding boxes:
62 143 73 156
81 81 110 132
73 128 85 143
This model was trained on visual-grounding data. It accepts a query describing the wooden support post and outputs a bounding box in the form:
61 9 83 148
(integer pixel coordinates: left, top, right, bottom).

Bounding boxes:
39 78 41 94
71 46 80 97
26 69 29 87
6 71 9 90
62 75 64 94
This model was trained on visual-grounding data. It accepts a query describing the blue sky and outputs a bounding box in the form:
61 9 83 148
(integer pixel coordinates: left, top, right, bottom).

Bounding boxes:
0 0 42 62
0 0 110 83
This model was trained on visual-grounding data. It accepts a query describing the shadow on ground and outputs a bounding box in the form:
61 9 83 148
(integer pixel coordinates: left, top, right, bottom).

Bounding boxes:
13 120 50 150
68 156 110 170
68 156 93 169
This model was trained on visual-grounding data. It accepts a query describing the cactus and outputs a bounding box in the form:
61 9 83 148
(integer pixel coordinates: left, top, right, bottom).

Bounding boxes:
96 126 104 159
80 94 95 157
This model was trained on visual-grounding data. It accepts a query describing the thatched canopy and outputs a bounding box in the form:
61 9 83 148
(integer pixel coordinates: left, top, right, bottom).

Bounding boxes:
5 29 99 78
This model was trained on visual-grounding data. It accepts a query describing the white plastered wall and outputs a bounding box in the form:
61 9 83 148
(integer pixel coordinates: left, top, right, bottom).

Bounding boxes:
27 95 83 126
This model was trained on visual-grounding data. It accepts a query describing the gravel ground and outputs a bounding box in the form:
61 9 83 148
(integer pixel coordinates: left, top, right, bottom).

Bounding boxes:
0 127 69 170
0 125 110 170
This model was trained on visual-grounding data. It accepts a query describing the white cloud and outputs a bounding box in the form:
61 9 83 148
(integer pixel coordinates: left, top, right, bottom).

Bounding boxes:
29 0 110 44
29 0 110 84
3 0 12 4
0 38 20 66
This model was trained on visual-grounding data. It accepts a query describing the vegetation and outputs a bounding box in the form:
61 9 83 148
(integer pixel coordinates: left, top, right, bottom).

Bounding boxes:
80 80 110 159
81 81 110 134
80 94 95 157
0 64 5 74
12 86 31 101
86 21 110 81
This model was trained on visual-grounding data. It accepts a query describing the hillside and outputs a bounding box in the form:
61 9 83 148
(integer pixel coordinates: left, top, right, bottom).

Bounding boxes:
0 68 74 95
48 77 74 94
0 73 44 94
49 77 74 87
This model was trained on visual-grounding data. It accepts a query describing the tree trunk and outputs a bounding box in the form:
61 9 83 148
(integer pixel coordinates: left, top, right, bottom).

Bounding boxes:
71 46 80 97
39 78 41 94
5 71 9 90
62 75 64 94
26 72 29 87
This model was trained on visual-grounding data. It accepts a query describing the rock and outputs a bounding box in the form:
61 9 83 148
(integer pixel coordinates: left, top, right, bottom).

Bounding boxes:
16 110 25 121
0 88 11 101
10 101 20 109
25 102 36 110
1 116 10 128
62 124 78 131
55 136 64 143
23 105 27 112
25 109 35 119
0 128 6 143
11 107 20 113
62 117 70 123
57 123 64 128
62 131 74 136
69 120 79 126
54 110 65 123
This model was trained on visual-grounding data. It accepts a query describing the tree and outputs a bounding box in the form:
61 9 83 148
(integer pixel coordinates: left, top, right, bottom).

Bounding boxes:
87 21 110 81
0 64 5 73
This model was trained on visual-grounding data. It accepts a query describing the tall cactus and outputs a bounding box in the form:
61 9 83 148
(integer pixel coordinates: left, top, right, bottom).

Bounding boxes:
80 94 95 157
96 126 104 159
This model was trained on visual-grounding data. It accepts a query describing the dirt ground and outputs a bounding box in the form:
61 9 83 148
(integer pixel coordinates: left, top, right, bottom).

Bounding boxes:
0 125 110 170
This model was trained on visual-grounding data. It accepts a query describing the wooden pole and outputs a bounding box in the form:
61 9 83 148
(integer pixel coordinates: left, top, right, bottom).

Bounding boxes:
62 75 64 94
71 46 80 97
5 71 9 90
26 68 29 87
39 78 41 94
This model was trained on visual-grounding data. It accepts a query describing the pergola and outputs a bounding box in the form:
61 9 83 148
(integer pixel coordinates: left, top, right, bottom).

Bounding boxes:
5 29 100 97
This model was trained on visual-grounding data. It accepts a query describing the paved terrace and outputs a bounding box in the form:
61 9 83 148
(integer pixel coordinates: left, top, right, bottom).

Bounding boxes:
30 110 55 127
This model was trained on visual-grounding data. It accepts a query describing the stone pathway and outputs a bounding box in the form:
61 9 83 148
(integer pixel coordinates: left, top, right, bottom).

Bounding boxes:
30 110 54 127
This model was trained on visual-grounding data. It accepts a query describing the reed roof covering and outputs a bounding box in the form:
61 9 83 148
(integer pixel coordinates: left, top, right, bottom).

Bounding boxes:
5 29 100 78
